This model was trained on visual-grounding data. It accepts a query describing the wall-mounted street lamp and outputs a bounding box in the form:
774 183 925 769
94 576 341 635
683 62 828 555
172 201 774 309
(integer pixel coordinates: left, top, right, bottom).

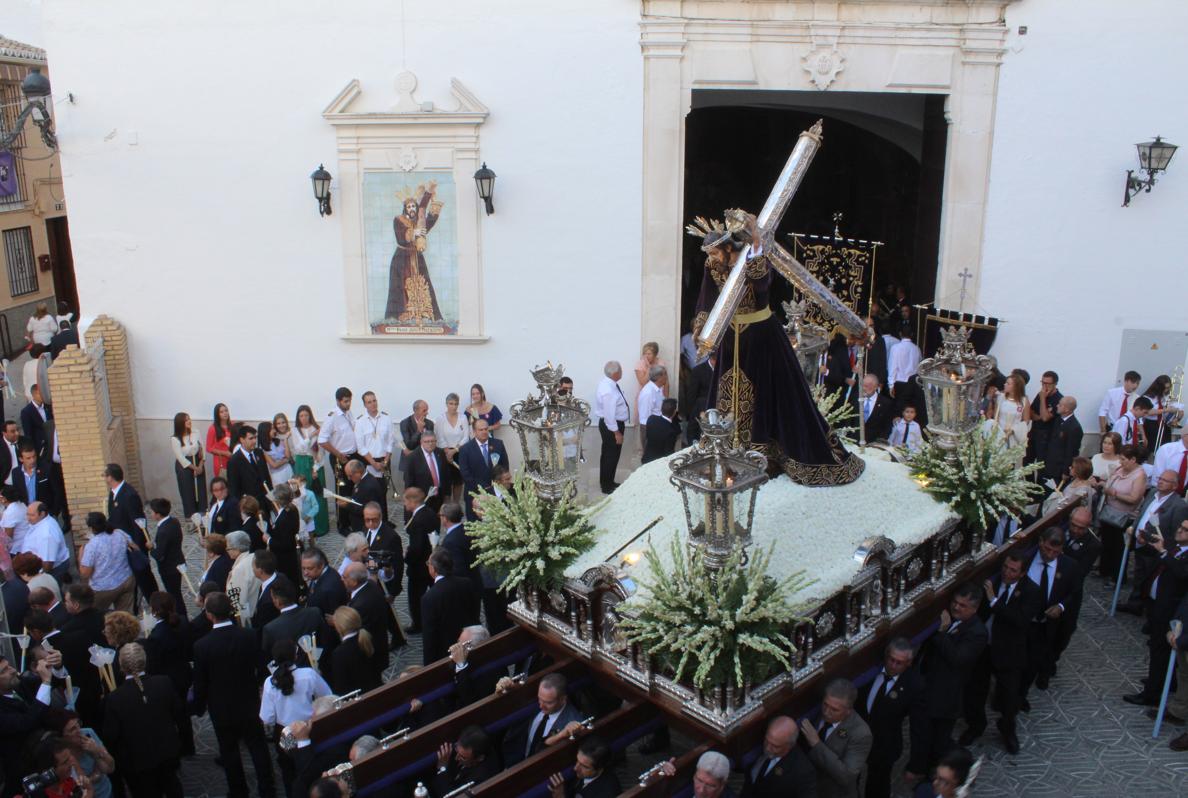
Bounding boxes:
1123 136 1177 207
0 68 57 152
473 162 495 215
310 164 332 216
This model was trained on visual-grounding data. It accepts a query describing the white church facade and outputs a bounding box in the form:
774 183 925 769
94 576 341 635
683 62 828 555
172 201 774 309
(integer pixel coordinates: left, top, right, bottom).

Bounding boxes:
28 0 1187 499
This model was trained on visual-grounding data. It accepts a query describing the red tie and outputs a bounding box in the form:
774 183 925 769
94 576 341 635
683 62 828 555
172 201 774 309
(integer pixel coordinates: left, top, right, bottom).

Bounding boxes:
1178 451 1187 494
1120 394 1129 416
427 452 440 487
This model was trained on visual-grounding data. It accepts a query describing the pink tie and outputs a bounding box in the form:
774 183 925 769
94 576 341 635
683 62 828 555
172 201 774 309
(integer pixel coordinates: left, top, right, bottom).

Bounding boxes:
427 452 439 487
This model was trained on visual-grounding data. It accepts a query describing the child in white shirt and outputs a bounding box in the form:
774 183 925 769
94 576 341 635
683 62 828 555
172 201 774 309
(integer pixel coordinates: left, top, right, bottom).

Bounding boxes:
889 404 925 454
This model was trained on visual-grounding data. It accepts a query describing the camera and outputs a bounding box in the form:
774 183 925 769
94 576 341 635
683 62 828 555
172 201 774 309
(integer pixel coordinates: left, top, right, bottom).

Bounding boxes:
22 768 61 797
368 550 398 570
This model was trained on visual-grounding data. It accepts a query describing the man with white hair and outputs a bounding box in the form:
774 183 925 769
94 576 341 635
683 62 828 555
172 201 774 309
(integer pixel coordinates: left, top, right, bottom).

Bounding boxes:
225 529 261 619
802 678 873 798
596 360 630 494
638 364 667 443
742 715 816 797
449 624 496 708
692 750 732 798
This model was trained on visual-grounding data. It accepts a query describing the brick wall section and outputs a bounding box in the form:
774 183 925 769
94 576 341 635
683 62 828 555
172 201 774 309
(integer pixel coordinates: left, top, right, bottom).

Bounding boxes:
47 345 110 547
83 316 142 489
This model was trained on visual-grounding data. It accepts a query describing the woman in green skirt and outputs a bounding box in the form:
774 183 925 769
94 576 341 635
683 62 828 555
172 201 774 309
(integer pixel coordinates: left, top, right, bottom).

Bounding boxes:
291 404 330 536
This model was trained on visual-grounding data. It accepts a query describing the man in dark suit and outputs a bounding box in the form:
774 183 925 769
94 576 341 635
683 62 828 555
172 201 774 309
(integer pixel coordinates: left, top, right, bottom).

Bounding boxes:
251 550 281 630
448 625 500 709
1020 528 1083 698
1 553 29 632
192 592 276 798
0 420 24 484
302 547 348 614
642 398 682 464
960 551 1039 754
823 333 857 406
1027 370 1063 468
420 547 480 666
360 500 403 598
857 375 895 443
502 672 584 768
1042 395 1082 482
105 462 146 544
28 586 68 629
54 584 108 728
1123 469 1188 612
405 431 453 513
260 575 330 667
684 355 715 443
344 460 386 529
402 487 437 633
802 679 873 798
1124 518 1188 707
11 444 55 514
856 638 927 798
863 316 889 393
1062 506 1102 583
916 581 987 770
740 715 817 798
49 320 80 360
226 426 271 505
547 734 621 798
343 561 398 678
0 655 54 793
439 502 477 588
432 725 500 796
207 477 240 535
149 498 186 612
19 383 52 464
457 419 509 520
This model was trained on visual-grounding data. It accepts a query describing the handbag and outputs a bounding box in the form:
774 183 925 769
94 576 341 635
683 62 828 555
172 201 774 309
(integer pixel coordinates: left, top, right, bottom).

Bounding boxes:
1097 500 1134 530
126 540 150 574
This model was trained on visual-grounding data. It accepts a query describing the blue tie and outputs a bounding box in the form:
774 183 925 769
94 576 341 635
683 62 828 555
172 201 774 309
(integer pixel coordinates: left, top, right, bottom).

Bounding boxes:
25 471 36 503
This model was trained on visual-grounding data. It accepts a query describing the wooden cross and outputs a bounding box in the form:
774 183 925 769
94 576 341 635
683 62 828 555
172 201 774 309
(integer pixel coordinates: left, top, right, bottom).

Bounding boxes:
695 120 868 357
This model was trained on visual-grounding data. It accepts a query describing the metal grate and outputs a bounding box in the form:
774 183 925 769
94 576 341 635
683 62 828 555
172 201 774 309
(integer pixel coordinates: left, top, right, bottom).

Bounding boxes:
0 81 26 205
3 226 38 296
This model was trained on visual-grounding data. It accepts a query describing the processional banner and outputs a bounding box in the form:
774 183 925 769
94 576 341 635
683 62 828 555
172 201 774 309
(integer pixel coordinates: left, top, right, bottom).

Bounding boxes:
787 228 880 334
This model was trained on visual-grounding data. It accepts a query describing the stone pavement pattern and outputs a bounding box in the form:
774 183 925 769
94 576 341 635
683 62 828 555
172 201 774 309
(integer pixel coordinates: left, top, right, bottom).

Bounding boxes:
166 526 1186 797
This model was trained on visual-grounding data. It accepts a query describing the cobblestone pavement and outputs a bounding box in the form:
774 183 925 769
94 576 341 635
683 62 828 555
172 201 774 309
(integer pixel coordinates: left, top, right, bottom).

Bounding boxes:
168 521 1188 797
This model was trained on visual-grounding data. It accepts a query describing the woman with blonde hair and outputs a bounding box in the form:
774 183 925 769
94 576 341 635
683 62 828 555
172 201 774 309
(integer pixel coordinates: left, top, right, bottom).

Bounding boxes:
330 606 379 695
25 302 58 347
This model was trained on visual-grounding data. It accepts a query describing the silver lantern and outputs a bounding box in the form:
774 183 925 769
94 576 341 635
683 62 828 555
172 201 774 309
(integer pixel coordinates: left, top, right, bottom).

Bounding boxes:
915 326 996 457
669 410 768 570
781 299 829 385
508 363 591 501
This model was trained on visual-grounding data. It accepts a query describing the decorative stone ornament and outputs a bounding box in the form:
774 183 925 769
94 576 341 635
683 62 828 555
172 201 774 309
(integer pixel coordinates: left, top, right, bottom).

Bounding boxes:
802 47 845 90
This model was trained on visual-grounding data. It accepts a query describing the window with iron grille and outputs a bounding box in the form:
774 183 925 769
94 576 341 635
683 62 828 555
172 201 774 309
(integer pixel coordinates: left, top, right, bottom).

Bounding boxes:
3 227 38 297
0 82 27 206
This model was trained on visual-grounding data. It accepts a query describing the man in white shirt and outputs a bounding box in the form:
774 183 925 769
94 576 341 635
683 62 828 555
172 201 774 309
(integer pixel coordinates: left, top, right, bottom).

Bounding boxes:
22 501 69 581
1111 396 1152 447
1098 370 1142 433
355 390 395 481
319 387 358 534
637 365 667 447
595 361 630 495
0 487 29 554
1155 427 1188 495
887 337 922 396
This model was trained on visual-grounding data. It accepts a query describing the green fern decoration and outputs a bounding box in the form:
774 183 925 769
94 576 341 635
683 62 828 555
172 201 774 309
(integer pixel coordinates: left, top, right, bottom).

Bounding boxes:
468 471 598 594
618 538 812 690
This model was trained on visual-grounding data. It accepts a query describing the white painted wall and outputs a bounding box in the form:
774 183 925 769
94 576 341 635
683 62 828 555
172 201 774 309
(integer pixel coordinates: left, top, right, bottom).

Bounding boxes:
982 0 1188 429
40 0 643 427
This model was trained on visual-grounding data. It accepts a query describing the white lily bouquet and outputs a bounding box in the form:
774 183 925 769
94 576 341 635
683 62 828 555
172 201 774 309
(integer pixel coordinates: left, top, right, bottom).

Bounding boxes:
88 644 118 692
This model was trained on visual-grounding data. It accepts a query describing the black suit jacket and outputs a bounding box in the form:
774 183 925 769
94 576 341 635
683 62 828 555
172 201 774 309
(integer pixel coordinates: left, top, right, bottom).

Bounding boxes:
823 336 855 397
251 577 280 629
920 616 988 719
1146 548 1188 628
740 747 817 798
856 666 927 773
420 575 481 666
108 482 147 550
502 701 583 767
1063 528 1102 582
226 448 272 504
240 516 267 553
860 393 896 442
866 335 889 392
208 496 240 536
0 437 25 485
261 606 329 667
192 622 266 724
441 523 477 585
404 504 437 572
306 565 349 615
405 447 454 504
642 415 681 463
398 416 435 462
49 327 79 360
12 464 56 515
349 580 392 675
1023 548 1083 623
363 521 404 596
981 578 1040 670
19 402 52 463
564 770 622 798
1043 415 1084 481
153 516 185 572
330 634 382 696
269 506 302 585
1 578 29 635
457 437 509 496
202 553 232 592
348 474 387 529
103 674 184 773
431 756 500 797
0 687 49 791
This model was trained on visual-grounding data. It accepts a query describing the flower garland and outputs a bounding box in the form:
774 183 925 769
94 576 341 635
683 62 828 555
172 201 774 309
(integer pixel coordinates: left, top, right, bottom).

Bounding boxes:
813 383 858 442
907 428 1042 531
467 470 598 594
617 537 812 690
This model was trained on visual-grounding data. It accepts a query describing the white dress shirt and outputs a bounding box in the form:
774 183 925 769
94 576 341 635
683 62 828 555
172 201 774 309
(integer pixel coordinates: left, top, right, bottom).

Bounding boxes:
2 500 29 552
1027 556 1063 610
888 418 923 453
1098 385 1137 426
1154 439 1188 482
259 666 332 727
595 376 629 427
318 408 357 455
638 381 664 422
525 707 565 757
1136 491 1173 534
355 411 395 478
1111 411 1142 446
23 515 69 565
170 434 202 468
887 339 922 386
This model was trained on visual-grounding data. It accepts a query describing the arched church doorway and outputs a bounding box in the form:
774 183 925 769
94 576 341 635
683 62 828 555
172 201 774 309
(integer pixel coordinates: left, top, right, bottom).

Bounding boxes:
680 90 948 340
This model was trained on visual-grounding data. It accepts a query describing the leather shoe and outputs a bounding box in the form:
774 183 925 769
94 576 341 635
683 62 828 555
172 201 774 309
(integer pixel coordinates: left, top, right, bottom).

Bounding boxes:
1123 693 1157 707
1147 708 1187 725
958 729 981 746
1171 732 1188 752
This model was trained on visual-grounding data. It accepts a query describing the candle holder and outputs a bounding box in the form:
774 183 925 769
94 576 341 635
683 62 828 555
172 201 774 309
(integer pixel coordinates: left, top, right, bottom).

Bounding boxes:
509 363 591 501
915 326 996 459
781 299 829 385
669 410 768 570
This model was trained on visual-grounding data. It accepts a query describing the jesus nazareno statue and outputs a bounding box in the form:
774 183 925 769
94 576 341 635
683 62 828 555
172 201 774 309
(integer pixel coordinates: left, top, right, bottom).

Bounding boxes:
385 181 444 323
689 211 864 487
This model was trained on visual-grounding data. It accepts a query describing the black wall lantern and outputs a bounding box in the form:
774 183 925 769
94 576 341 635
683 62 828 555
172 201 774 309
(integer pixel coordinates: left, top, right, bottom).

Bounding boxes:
311 164 333 216
473 162 496 215
0 67 57 152
1123 136 1178 206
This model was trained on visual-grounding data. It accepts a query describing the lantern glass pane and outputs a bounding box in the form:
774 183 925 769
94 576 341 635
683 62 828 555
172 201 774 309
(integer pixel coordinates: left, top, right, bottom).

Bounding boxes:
1148 140 1178 171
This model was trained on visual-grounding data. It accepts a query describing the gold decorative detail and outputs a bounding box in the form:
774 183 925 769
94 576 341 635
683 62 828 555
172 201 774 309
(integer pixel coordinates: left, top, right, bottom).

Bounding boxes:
745 253 769 280
789 234 878 333
398 273 437 322
716 366 755 448
691 311 709 338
